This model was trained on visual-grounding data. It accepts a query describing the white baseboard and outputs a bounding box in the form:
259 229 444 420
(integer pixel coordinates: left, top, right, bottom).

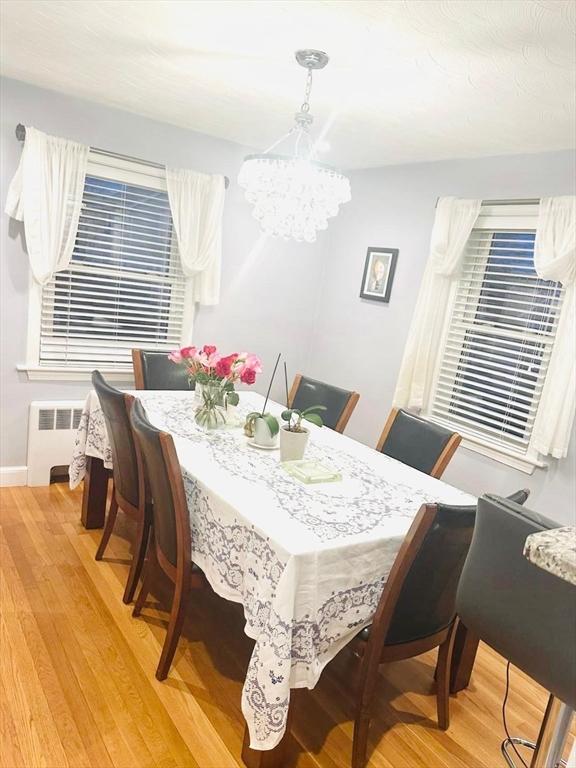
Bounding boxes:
0 466 28 487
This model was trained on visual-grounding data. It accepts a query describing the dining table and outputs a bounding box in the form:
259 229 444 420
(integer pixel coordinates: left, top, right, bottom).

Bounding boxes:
70 388 480 767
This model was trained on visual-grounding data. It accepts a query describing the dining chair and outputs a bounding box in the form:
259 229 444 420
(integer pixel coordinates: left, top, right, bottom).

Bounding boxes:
346 488 530 768
288 374 360 433
130 398 205 681
132 348 193 390
92 371 151 604
376 408 461 479
456 494 575 768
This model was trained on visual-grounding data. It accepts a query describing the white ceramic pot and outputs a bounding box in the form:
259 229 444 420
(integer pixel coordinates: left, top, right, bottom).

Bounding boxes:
279 427 309 462
253 417 278 448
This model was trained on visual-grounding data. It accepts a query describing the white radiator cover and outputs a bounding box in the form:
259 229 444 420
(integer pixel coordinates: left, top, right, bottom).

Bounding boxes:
27 400 85 486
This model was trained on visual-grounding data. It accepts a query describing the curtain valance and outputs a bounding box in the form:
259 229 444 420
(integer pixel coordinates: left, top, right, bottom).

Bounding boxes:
393 197 481 410
165 168 225 306
531 196 576 458
4 126 89 285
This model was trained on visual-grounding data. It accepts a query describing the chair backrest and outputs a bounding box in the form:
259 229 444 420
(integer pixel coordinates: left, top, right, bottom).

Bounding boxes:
384 502 476 645
370 489 530 648
132 349 193 391
377 408 461 478
129 398 190 572
289 374 359 433
456 495 576 708
92 371 140 510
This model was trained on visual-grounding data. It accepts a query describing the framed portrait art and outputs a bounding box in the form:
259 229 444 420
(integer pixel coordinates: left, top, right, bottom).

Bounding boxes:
359 247 398 303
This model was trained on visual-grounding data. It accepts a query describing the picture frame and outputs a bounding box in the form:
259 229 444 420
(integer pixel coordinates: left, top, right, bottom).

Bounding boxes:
359 247 398 303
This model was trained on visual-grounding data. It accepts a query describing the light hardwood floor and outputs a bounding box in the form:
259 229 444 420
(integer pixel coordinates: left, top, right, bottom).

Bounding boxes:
0 483 563 768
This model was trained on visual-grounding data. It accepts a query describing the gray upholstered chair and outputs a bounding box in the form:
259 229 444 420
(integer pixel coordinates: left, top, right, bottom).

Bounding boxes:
92 371 150 604
288 374 359 433
132 348 193 390
456 494 576 768
346 488 530 768
377 408 461 479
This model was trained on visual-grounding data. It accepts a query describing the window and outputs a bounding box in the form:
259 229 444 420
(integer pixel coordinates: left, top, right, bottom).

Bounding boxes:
428 204 564 469
25 152 189 378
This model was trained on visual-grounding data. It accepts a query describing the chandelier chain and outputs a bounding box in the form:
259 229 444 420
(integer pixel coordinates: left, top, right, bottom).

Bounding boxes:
300 68 313 114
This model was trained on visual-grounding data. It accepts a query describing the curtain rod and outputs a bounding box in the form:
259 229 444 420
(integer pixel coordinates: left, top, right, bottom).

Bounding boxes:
435 196 540 207
15 124 230 189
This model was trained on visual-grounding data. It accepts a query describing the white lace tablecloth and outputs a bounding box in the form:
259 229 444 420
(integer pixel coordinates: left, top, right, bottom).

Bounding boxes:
70 390 474 750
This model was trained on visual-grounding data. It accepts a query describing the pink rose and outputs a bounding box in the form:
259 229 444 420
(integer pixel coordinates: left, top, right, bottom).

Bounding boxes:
215 354 237 379
168 350 182 363
240 367 256 385
180 346 197 359
243 353 262 374
194 347 220 369
203 345 217 356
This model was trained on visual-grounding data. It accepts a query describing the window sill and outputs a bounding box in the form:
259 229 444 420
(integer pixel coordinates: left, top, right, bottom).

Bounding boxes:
17 365 135 383
459 435 547 475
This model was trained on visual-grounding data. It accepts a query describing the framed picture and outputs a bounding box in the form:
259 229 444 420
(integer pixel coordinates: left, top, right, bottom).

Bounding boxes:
359 247 398 303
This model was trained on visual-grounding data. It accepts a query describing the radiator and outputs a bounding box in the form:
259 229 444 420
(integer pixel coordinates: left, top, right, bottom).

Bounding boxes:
27 400 85 486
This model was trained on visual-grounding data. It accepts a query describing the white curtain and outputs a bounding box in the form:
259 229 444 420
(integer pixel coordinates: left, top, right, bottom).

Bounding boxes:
531 196 576 459
4 126 88 285
165 168 225 306
393 197 482 410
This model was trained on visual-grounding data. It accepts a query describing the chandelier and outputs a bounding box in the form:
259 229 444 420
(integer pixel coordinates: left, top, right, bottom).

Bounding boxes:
238 49 351 243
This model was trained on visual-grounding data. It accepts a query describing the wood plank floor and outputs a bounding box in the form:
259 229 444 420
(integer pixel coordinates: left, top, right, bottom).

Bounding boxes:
0 482 565 768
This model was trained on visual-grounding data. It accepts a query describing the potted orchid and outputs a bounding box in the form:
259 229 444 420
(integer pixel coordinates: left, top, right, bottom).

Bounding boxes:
244 353 281 448
279 405 325 461
276 363 325 461
168 345 262 429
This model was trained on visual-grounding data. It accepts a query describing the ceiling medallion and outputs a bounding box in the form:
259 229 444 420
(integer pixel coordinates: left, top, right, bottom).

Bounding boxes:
238 49 351 243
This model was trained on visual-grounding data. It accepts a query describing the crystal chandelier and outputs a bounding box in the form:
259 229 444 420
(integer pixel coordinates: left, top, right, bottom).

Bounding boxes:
238 49 351 243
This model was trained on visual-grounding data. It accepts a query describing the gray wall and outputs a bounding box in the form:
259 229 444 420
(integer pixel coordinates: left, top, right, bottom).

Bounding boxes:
304 151 576 524
2 77 574 524
0 77 326 467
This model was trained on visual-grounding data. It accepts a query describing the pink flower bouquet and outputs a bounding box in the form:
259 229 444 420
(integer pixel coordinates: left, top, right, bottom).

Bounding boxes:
168 345 262 423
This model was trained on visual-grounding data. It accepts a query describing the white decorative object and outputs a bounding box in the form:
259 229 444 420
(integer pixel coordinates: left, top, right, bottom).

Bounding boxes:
238 50 351 243
4 126 89 285
165 168 225 306
279 425 309 461
531 196 576 458
282 459 341 484
393 196 481 409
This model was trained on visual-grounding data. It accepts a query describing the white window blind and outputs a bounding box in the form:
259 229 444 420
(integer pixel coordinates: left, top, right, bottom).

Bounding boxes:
429 212 564 458
38 160 185 369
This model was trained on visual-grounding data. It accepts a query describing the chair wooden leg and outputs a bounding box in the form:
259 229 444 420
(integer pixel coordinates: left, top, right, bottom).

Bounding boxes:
122 517 150 605
132 553 153 617
352 649 383 768
155 582 189 682
450 622 479 693
94 494 118 561
352 714 372 768
436 620 458 730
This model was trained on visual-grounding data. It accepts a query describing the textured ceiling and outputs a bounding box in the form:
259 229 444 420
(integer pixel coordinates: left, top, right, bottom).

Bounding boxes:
1 0 574 169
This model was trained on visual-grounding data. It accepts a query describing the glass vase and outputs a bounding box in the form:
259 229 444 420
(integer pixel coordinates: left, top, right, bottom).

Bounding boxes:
195 382 226 430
